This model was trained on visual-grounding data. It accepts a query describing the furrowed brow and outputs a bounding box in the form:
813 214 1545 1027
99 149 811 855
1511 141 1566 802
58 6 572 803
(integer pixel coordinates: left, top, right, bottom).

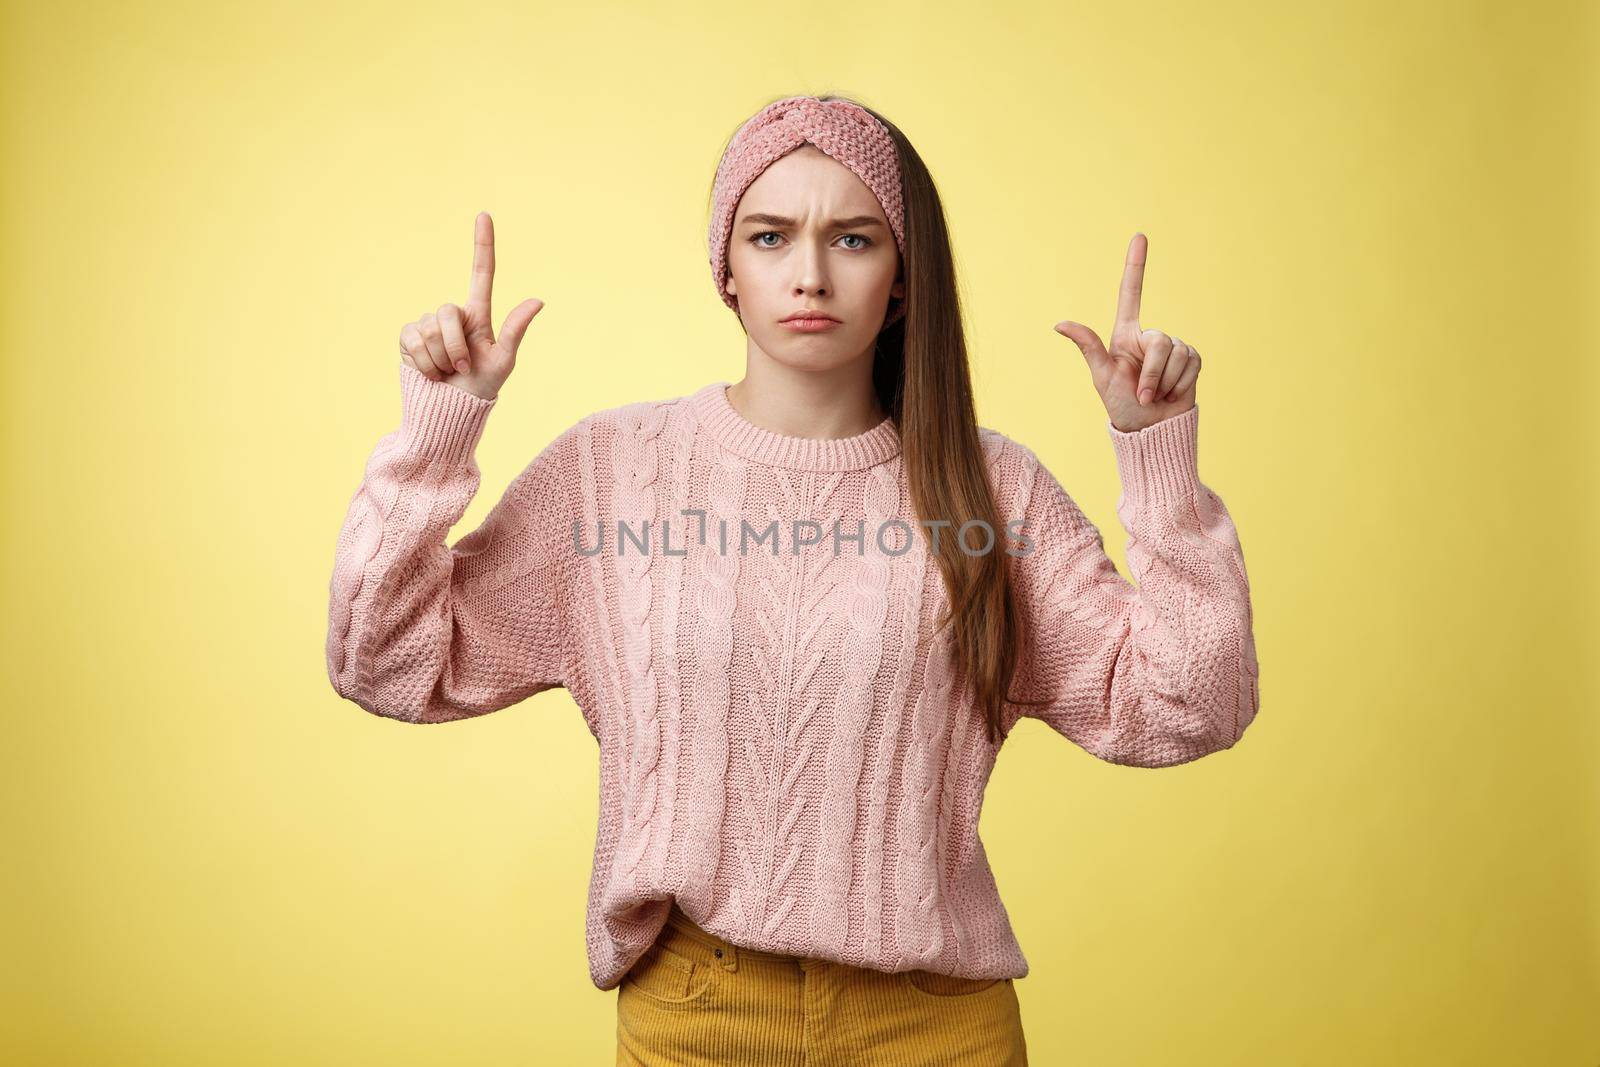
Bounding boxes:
738 213 886 230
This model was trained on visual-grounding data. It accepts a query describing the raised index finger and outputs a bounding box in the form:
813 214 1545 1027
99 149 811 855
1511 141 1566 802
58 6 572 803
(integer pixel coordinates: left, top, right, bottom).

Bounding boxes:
1113 232 1148 331
467 211 495 314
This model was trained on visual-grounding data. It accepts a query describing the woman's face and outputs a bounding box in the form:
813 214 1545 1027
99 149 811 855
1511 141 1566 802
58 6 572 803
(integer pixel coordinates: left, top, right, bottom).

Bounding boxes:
725 145 904 373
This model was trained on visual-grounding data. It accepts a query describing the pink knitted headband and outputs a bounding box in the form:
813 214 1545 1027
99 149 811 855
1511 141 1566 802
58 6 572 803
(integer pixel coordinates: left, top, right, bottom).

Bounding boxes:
708 95 908 328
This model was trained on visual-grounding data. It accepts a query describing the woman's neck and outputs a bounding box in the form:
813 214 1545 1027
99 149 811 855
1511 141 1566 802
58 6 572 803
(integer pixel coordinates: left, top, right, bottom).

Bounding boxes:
724 360 887 441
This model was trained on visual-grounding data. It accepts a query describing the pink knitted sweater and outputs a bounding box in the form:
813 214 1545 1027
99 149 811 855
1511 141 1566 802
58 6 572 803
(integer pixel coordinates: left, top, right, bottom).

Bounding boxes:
326 363 1260 989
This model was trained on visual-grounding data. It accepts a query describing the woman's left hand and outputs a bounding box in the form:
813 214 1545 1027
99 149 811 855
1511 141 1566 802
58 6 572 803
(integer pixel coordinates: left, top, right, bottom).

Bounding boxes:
1054 232 1200 433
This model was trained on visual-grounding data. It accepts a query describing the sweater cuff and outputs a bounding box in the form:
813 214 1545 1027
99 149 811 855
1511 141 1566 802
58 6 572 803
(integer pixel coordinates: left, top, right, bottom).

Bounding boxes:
1107 403 1200 507
397 360 496 464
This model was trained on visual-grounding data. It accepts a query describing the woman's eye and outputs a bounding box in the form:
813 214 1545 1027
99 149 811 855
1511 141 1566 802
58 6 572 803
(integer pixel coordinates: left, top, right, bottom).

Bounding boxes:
749 232 874 250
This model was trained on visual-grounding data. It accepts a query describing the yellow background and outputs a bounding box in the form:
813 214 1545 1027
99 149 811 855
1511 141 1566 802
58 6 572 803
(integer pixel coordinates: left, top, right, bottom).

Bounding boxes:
4 0 1595 1063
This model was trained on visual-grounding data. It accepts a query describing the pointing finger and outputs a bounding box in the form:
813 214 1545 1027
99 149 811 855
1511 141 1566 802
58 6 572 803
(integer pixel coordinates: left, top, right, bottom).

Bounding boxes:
1114 232 1148 332
467 211 495 316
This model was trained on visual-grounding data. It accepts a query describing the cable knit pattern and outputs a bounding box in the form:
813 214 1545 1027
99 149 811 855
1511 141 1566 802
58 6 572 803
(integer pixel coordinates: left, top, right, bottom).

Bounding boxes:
812 460 895 959
611 402 668 883
326 363 1261 989
677 435 743 921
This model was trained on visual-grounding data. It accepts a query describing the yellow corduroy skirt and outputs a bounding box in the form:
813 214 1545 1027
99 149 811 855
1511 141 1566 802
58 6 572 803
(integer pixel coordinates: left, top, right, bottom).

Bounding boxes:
615 902 1029 1066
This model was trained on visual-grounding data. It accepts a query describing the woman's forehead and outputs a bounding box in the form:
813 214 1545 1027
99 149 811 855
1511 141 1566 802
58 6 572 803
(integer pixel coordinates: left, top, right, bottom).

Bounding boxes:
739 149 883 217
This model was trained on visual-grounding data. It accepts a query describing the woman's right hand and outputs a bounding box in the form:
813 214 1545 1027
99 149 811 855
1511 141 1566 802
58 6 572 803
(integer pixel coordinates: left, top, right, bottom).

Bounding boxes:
398 211 544 402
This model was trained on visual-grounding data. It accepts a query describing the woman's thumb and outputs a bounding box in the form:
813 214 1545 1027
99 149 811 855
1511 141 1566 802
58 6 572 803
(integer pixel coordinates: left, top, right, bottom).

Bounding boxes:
1054 320 1108 372
497 298 546 358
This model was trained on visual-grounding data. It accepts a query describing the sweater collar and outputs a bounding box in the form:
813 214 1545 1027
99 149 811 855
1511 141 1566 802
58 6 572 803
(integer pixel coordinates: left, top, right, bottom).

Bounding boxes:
689 381 902 472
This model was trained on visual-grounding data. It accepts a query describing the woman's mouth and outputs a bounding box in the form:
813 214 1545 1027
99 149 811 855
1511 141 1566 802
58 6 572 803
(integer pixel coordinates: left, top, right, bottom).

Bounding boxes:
780 317 843 332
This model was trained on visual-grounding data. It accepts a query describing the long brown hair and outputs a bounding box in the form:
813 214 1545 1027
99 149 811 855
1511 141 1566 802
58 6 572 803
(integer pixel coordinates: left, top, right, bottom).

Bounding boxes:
709 93 1051 745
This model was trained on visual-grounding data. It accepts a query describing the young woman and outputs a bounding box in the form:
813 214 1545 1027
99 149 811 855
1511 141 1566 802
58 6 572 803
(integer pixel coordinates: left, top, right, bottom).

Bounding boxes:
326 93 1259 1066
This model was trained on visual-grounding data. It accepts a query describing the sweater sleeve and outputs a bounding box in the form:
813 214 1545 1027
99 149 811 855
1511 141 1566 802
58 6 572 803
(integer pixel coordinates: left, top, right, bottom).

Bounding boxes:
325 361 575 724
1006 404 1260 766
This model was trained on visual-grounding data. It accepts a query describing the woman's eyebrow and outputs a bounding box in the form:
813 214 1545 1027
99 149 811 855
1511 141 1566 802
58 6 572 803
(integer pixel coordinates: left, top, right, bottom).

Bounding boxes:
738 213 886 230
